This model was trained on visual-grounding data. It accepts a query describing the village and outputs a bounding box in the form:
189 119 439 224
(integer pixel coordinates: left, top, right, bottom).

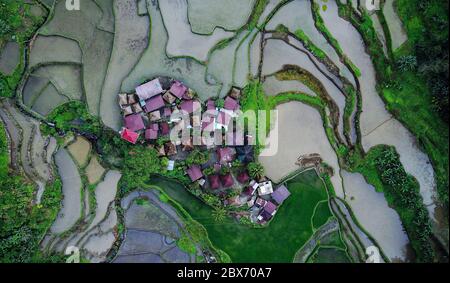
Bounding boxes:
117 77 291 225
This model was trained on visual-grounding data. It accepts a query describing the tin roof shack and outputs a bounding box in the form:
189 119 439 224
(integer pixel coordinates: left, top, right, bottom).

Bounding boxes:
136 78 163 101
145 124 159 140
187 165 203 182
208 174 221 190
124 114 145 132
257 181 274 196
170 81 188 99
145 95 165 113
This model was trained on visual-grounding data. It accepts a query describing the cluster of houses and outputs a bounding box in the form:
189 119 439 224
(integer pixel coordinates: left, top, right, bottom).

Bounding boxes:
117 77 291 225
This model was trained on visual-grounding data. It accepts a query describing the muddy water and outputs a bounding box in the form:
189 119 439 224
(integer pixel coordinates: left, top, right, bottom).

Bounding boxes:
262 38 347 142
342 171 412 262
259 101 344 198
160 0 233 62
266 0 355 85
50 149 82 234
320 0 437 221
383 0 408 50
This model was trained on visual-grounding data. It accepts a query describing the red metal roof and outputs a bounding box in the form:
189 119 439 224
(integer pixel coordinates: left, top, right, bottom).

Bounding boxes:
120 128 139 144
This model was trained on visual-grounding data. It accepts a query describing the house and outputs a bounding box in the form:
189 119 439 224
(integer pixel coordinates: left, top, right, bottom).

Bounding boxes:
179 100 201 114
258 181 273 196
220 173 234 188
118 93 128 107
237 171 250 184
169 81 187 99
224 96 239 111
157 145 166 157
120 128 139 144
145 95 165 113
131 103 143 114
124 114 145 132
167 160 175 171
127 94 138 104
264 201 277 216
163 91 177 104
136 78 163 101
165 141 177 156
160 122 170 135
208 174 220 190
243 186 257 197
254 197 267 208
217 147 235 164
187 165 203 182
122 105 133 116
148 110 161 122
229 87 241 100
183 88 195 100
271 185 291 205
145 124 159 140
163 107 172 118
206 99 216 111
258 210 273 222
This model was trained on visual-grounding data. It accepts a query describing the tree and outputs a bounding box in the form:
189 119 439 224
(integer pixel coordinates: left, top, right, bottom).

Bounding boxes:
397 55 417 72
212 207 227 223
186 149 209 166
121 146 162 191
247 162 265 180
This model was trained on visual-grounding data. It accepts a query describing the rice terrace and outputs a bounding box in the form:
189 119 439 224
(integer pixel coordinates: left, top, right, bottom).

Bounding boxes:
0 0 448 265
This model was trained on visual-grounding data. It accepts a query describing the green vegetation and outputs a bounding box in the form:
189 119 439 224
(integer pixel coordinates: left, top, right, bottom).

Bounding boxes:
176 233 197 255
312 201 332 230
293 28 327 60
373 146 434 262
311 1 361 77
1 0 47 98
0 122 62 262
247 162 265 180
151 170 330 262
308 247 350 263
352 145 434 262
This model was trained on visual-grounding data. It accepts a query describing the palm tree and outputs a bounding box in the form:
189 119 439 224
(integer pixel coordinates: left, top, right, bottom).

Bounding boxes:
212 207 227 223
248 162 265 180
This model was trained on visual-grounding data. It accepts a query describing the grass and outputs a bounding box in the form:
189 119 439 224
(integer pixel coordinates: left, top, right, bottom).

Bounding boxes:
151 170 329 263
309 247 350 263
312 201 332 230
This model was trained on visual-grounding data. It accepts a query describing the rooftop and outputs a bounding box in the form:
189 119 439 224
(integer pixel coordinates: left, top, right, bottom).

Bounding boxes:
124 114 145 132
136 78 163 100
